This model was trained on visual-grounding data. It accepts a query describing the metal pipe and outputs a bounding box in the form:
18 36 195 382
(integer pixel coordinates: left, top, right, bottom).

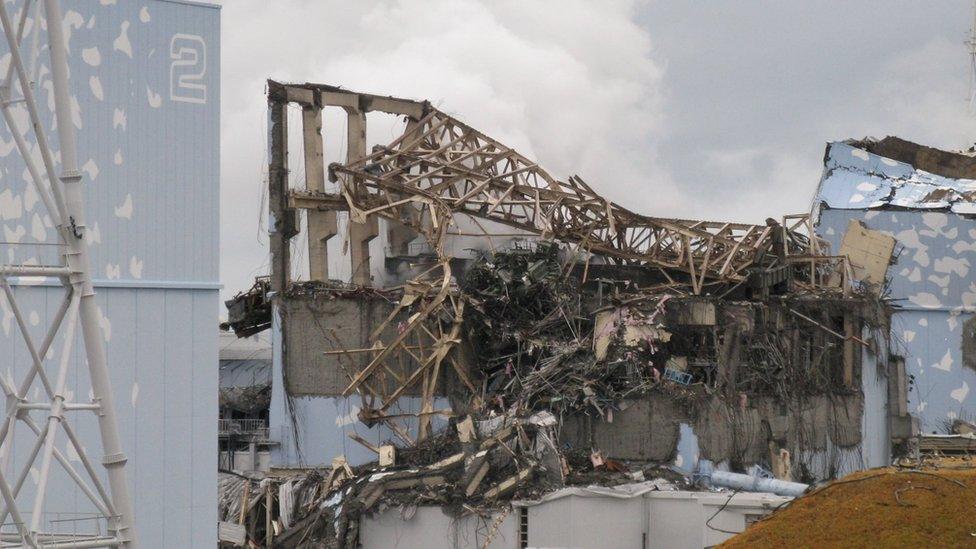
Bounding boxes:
42 1 137 545
709 471 809 497
0 534 121 548
0 278 70 439
14 403 100 411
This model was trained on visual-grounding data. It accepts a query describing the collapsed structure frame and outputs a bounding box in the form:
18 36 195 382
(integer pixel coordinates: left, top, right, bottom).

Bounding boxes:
266 81 861 446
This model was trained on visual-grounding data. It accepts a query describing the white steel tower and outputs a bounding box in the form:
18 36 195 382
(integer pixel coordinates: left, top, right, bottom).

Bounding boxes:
0 0 137 546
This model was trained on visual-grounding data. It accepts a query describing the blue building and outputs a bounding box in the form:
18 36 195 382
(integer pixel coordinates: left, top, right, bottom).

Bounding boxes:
0 1 219 546
815 138 976 435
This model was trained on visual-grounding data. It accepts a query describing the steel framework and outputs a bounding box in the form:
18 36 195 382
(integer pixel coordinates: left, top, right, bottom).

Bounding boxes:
0 1 136 546
267 81 853 442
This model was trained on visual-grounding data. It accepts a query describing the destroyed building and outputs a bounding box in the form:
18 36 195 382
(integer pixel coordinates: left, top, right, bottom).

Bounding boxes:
219 329 272 472
222 82 915 546
813 137 976 434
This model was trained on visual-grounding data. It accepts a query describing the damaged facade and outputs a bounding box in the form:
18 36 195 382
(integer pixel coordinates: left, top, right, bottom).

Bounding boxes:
222 82 917 546
814 137 976 434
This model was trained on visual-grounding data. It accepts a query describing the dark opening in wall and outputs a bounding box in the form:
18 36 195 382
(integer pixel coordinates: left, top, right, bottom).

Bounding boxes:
963 316 976 371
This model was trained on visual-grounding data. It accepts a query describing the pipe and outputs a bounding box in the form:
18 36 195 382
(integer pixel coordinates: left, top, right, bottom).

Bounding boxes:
709 471 809 498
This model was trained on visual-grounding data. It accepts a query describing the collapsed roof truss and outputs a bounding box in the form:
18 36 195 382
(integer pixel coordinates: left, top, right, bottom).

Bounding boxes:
267 81 854 440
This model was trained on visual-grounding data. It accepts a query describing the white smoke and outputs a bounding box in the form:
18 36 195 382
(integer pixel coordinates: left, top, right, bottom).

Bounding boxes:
217 0 672 300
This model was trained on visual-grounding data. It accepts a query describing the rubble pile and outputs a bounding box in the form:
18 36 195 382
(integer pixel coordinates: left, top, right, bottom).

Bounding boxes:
218 82 910 547
463 241 658 415
222 242 886 547
223 410 693 548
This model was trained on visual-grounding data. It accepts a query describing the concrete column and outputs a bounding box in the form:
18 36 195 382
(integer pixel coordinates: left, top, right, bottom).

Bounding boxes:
345 109 378 286
302 106 338 281
268 89 297 292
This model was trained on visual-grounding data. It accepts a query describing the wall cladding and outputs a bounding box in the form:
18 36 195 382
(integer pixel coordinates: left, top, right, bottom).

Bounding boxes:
0 1 220 546
818 208 976 431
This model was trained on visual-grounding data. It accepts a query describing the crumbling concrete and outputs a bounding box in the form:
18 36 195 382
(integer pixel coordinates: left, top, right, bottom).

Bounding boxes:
220 82 921 548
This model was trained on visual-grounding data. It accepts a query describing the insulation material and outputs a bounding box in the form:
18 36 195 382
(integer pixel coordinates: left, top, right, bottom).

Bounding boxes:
593 309 617 361
837 220 895 292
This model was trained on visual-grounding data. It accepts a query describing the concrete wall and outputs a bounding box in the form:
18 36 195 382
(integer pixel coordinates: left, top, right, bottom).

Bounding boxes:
269 307 449 467
279 294 395 396
219 450 271 472
563 385 883 480
0 1 219 545
819 209 976 432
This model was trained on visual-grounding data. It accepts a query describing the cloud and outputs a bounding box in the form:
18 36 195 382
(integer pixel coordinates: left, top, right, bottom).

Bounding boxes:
217 0 671 299
865 37 976 149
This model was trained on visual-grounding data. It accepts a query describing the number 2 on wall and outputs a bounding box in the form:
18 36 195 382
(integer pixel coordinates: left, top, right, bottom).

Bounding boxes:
170 34 207 104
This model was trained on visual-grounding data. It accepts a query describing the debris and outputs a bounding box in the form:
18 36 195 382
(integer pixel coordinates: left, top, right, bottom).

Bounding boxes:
663 367 692 385
218 521 247 546
325 455 354 491
457 416 476 443
378 445 396 467
952 419 976 436
837 219 896 295
222 277 272 337
234 82 908 548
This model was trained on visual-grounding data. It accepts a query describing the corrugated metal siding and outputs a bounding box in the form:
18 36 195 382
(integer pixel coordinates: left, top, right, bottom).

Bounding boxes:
818 209 976 432
0 1 218 546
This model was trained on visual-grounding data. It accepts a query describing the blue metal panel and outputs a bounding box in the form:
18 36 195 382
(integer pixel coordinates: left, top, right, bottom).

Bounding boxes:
816 142 976 214
0 0 219 284
818 208 976 432
0 1 219 546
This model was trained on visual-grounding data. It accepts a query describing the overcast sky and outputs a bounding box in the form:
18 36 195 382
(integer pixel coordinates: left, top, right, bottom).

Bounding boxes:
215 0 976 303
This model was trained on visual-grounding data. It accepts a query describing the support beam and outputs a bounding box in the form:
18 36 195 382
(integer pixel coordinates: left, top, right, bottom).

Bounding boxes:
302 106 337 281
345 108 378 286
268 94 296 292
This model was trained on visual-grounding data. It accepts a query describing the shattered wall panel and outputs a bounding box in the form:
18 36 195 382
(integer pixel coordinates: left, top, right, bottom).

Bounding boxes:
816 141 976 214
838 219 896 291
818 209 976 431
